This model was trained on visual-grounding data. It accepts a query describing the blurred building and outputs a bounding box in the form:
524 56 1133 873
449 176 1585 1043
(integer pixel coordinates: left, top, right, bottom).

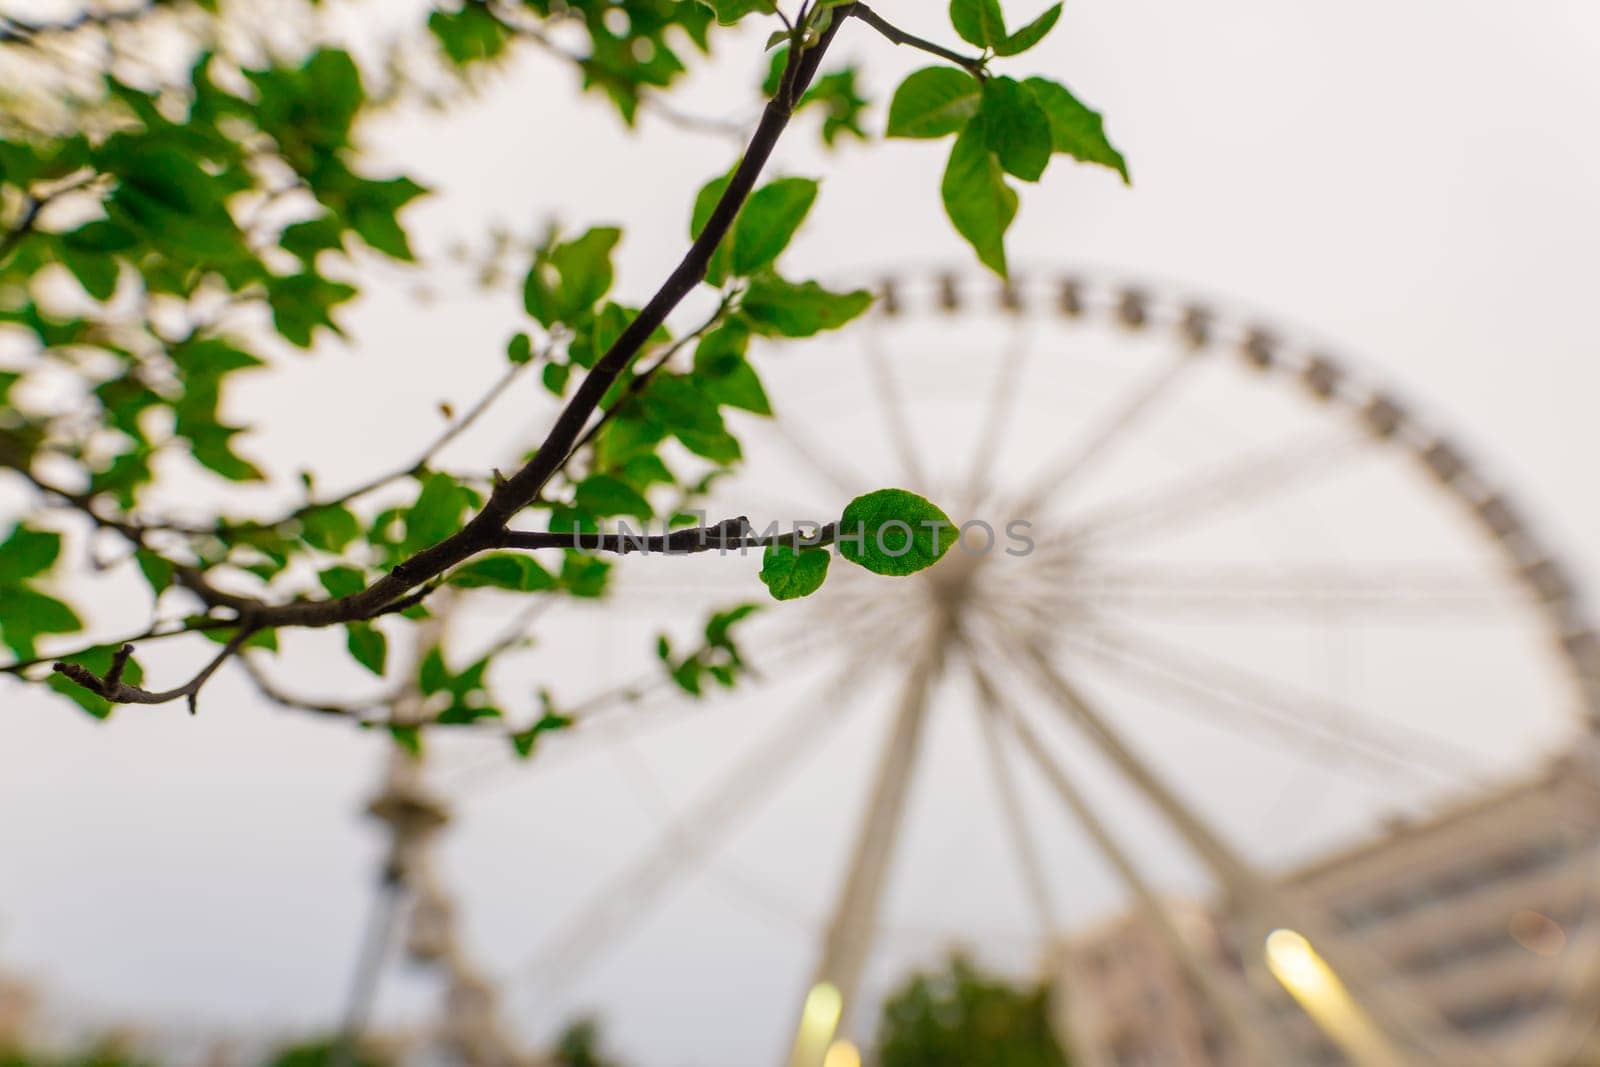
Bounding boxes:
1055 751 1600 1065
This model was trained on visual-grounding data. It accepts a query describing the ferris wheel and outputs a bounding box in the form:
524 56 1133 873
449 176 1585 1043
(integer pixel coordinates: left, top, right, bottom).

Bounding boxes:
385 265 1600 1067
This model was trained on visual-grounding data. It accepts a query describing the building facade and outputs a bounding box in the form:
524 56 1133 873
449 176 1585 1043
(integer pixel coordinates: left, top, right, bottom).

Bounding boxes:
1055 752 1600 1065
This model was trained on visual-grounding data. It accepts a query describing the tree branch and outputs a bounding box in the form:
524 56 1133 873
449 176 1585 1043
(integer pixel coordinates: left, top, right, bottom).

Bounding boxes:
499 519 837 556
218 345 546 539
37 4 965 711
238 653 400 719
482 1 750 140
851 3 987 76
564 293 733 464
52 627 253 713
233 7 857 631
0 1 173 44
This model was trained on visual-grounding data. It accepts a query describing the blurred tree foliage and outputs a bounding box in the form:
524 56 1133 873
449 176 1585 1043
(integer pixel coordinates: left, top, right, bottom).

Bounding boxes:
552 1017 626 1067
0 0 1126 743
262 1037 388 1067
874 954 1070 1067
0 1051 153 1067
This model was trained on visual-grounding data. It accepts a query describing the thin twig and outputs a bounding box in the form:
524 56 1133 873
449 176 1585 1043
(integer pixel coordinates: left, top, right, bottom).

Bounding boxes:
1 616 240 676
0 1 171 44
227 351 545 536
239 653 400 719
486 5 750 140
852 3 987 76
564 294 734 463
52 626 255 713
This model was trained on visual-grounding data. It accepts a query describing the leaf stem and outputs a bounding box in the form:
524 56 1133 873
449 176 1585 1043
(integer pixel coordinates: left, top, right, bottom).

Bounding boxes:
851 3 987 77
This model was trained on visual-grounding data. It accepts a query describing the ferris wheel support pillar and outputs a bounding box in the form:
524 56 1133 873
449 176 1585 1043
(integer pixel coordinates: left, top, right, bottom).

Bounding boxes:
789 624 949 1065
1012 639 1490 1067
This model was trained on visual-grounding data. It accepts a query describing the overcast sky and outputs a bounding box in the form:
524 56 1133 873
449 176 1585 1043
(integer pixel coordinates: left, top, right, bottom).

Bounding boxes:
4 2 1600 1065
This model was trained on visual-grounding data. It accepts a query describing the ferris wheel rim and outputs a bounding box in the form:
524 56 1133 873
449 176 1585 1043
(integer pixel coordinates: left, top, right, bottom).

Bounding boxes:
417 261 1600 1064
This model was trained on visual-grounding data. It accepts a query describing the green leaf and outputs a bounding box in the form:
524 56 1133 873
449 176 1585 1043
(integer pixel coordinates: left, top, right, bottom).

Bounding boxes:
104 141 241 260
742 275 873 337
980 77 1053 182
60 219 136 254
694 320 770 415
134 549 174 595
993 2 1062 56
279 214 345 263
511 710 573 758
671 657 703 695
389 724 422 757
760 544 831 600
419 647 450 695
404 472 472 553
318 565 367 598
346 622 387 676
187 425 265 482
692 319 749 376
441 700 497 725
346 176 427 261
543 361 571 396
705 602 760 645
507 332 533 365
940 120 1018 276
700 355 771 415
886 67 981 140
301 505 361 552
266 272 358 348
554 226 621 314
949 0 1006 48
524 226 622 326
837 488 958 577
0 587 82 655
621 454 676 488
731 177 817 276
575 474 652 520
0 525 60 584
57 243 118 301
198 626 278 653
448 553 556 592
644 374 725 437
1022 77 1130 183
698 0 777 25
805 67 871 146
560 551 611 598
428 4 512 66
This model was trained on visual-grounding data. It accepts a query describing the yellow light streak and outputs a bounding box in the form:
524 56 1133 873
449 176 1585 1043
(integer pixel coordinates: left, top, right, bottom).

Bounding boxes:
1264 929 1403 1067
787 981 844 1067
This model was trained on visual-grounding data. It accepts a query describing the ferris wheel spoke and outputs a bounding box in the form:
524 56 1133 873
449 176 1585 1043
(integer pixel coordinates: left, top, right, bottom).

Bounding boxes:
1028 564 1522 622
863 328 931 490
956 638 1291 1066
605 733 817 938
960 320 1033 506
998 633 1495 1066
1049 616 1485 786
770 412 868 499
1015 352 1195 514
443 618 852 797
971 670 1059 938
806 621 950 1038
509 649 881 998
1060 429 1371 551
